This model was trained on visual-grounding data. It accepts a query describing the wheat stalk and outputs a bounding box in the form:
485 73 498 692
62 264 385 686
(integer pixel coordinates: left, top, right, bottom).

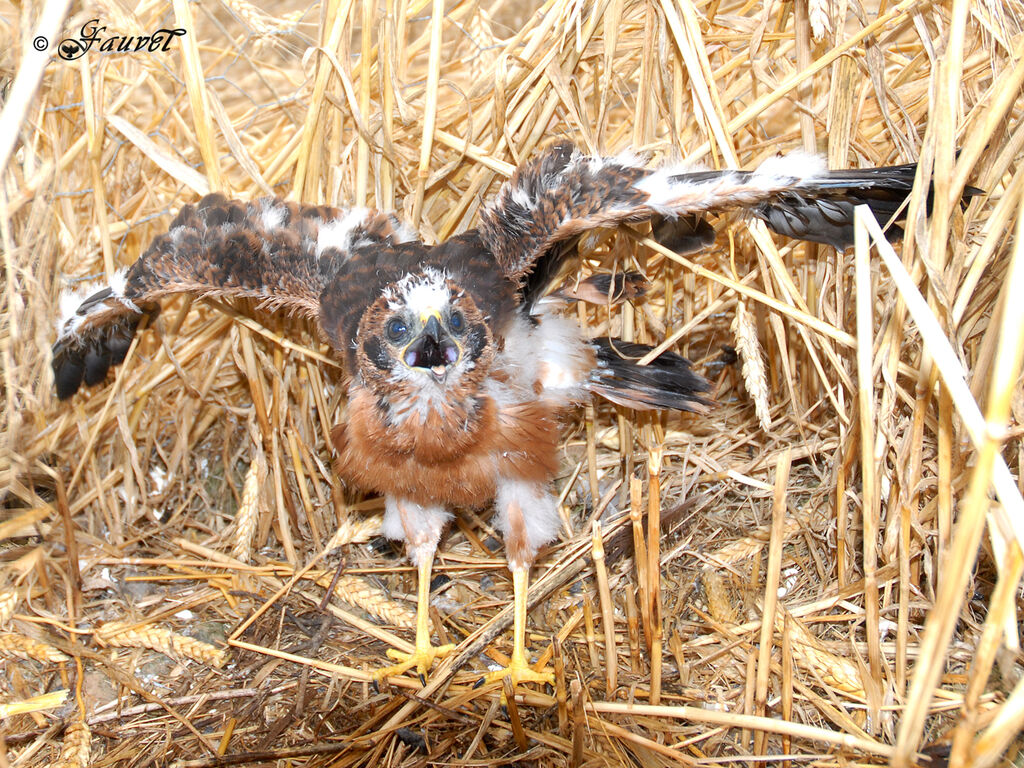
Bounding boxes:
0 588 18 626
220 0 293 37
324 513 384 550
0 632 70 662
0 689 68 718
317 573 416 629
808 0 833 40
53 720 91 768
778 611 866 697
708 517 803 565
231 454 265 563
732 300 772 432
96 620 228 668
702 570 740 625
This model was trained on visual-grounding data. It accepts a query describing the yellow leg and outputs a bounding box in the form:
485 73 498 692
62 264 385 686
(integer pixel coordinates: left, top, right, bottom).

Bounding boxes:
486 567 554 688
374 556 454 685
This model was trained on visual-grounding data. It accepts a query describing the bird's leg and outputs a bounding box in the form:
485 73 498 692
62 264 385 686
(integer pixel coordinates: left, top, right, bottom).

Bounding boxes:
374 498 454 685
376 553 455 684
485 482 558 689
485 563 554 688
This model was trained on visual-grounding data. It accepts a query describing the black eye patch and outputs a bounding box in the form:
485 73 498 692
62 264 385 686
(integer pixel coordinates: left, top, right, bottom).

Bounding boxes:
464 323 488 358
363 337 392 370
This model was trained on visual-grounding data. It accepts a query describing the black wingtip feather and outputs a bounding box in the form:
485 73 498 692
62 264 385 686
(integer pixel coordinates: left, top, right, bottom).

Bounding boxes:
754 163 983 250
82 347 112 387
588 337 712 413
52 316 142 400
53 353 85 400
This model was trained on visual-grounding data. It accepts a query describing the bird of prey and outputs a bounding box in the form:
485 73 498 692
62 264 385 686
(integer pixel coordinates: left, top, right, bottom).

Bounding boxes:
52 142 948 688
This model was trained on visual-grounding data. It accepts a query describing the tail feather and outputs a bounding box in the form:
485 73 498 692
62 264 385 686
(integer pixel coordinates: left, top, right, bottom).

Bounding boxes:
587 337 712 413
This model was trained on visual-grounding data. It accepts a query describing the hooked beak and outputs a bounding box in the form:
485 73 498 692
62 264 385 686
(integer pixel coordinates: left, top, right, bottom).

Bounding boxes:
402 315 460 378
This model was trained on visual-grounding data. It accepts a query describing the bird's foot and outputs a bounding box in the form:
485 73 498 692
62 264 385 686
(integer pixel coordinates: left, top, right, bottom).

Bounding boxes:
485 654 554 689
375 642 455 685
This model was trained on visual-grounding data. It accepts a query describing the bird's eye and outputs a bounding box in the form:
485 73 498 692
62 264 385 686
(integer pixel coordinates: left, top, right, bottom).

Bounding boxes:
449 311 464 334
386 317 408 341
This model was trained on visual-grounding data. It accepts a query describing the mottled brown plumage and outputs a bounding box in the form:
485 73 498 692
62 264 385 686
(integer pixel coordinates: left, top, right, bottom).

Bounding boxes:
53 141 967 687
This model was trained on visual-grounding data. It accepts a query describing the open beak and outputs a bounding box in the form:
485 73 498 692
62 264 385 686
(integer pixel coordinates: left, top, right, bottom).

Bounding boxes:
403 315 460 378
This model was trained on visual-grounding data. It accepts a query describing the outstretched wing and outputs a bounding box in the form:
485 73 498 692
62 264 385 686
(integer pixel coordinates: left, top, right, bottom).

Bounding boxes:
52 194 416 399
477 142 974 291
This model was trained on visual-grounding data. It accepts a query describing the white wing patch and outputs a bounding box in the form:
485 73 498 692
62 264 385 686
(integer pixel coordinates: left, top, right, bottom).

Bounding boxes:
316 208 372 258
57 283 93 336
633 151 832 217
494 307 591 407
755 151 828 184
259 199 286 232
56 267 138 337
633 167 738 216
510 186 535 211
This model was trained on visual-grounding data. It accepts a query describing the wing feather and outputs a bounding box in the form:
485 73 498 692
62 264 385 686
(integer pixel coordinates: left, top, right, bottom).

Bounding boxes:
478 143 980 288
52 194 415 399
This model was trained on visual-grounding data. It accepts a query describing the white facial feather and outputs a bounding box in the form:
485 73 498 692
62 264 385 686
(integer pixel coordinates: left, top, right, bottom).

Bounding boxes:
394 267 450 317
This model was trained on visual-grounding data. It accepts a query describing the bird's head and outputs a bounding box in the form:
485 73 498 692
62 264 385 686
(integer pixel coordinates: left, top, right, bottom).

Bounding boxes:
355 267 494 401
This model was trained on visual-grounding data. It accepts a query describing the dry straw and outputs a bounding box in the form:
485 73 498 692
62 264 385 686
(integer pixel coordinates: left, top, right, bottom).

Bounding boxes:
731 299 772 432
230 451 264 563
1 0 1022 765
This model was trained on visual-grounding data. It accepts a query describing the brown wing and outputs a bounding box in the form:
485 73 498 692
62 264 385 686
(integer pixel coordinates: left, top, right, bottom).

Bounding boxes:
52 194 416 399
477 142 972 290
